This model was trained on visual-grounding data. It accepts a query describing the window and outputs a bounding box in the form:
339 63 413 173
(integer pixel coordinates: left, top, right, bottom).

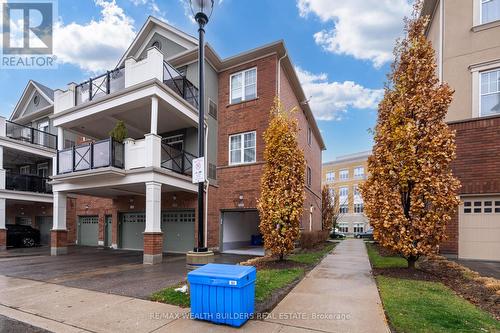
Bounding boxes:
307 166 312 187
338 223 348 233
230 68 257 104
339 169 349 180
209 99 218 119
480 69 500 116
354 203 364 213
353 223 364 233
307 127 312 146
229 131 256 165
37 163 49 178
208 163 217 180
339 187 348 198
325 172 335 182
20 165 31 175
354 166 365 179
481 0 500 24
340 204 349 214
353 185 361 197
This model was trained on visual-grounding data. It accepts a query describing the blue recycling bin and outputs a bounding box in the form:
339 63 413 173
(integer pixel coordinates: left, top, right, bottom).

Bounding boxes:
187 263 256 327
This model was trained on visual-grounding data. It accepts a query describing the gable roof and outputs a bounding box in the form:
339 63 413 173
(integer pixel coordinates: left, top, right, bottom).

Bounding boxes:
116 16 198 67
10 80 54 121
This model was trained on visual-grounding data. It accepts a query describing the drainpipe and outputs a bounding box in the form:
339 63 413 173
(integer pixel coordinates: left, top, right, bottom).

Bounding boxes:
204 121 209 248
276 53 287 98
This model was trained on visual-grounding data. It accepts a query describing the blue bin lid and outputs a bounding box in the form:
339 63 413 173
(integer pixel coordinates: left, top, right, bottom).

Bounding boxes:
188 264 256 288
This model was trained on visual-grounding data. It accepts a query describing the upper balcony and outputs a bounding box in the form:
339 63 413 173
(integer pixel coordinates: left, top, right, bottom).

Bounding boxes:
0 118 57 150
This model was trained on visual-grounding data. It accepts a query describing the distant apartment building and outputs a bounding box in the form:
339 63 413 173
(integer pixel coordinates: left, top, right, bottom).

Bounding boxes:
322 151 370 235
424 0 500 261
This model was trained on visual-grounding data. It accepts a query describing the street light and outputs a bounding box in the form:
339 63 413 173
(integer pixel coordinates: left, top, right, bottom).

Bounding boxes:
190 0 213 254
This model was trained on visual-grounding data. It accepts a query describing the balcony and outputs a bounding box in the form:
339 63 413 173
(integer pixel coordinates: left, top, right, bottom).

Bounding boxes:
57 138 124 174
161 140 196 176
5 121 57 149
6 172 52 194
163 62 198 109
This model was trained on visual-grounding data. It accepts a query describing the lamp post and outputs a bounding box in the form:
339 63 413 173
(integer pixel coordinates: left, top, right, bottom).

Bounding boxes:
189 0 213 257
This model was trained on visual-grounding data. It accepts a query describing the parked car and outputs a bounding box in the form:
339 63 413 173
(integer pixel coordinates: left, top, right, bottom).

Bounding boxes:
330 229 346 239
355 229 374 240
6 224 40 248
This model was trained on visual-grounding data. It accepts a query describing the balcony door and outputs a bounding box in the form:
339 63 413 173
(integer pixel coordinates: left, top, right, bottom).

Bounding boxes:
37 121 49 147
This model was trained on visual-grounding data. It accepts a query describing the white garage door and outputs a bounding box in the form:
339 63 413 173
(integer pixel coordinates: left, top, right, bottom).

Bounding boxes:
459 197 500 261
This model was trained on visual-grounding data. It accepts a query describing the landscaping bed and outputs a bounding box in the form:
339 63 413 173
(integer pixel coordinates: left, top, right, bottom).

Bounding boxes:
366 242 500 332
150 241 337 314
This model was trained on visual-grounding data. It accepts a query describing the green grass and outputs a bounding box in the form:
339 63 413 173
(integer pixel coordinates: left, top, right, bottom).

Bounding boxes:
255 268 304 302
150 283 190 307
288 243 336 265
377 276 500 333
366 243 408 268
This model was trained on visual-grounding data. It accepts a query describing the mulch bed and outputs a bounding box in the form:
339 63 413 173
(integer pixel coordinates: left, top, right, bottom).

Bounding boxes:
245 257 307 270
372 267 439 282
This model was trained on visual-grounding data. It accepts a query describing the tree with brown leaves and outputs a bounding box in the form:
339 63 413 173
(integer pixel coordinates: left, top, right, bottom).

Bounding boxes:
258 98 306 260
360 3 460 269
322 185 336 231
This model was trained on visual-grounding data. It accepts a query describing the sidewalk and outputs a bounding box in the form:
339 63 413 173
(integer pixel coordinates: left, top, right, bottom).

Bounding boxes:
0 239 389 333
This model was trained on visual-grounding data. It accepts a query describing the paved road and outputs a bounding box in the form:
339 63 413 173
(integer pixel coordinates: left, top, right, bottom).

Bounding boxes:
0 246 251 299
451 258 500 279
0 314 51 333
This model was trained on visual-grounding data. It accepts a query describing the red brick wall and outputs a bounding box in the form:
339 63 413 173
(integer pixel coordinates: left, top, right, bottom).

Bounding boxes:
279 64 322 231
143 233 163 255
441 115 500 254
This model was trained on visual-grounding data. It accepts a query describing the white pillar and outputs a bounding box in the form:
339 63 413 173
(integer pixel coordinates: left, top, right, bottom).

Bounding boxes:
145 182 161 233
57 127 64 150
150 96 158 135
53 191 67 230
0 198 5 229
0 117 6 137
0 146 4 190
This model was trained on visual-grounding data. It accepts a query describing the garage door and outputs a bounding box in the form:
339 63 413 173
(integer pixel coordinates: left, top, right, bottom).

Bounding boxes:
120 213 145 250
459 197 500 261
162 210 195 253
222 210 260 252
119 211 195 252
78 216 99 246
35 216 52 245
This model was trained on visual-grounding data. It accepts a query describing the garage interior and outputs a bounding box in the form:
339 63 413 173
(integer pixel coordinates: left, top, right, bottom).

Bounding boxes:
222 210 264 256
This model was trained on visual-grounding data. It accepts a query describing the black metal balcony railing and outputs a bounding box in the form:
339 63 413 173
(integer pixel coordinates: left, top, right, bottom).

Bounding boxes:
163 61 199 109
57 138 124 174
6 172 52 194
5 121 57 149
75 66 125 105
161 140 196 176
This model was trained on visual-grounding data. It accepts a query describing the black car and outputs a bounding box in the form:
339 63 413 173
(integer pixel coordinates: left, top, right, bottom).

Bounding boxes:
6 224 40 248
355 229 374 240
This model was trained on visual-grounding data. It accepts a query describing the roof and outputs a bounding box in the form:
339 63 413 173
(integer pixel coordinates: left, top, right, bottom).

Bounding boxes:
32 81 54 101
9 80 54 121
167 39 327 150
323 150 372 166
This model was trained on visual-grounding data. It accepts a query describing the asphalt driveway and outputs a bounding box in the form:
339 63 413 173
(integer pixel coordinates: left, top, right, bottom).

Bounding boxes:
0 246 253 299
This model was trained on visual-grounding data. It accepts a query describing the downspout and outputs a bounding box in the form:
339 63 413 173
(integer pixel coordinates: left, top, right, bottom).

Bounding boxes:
204 120 209 248
276 53 287 98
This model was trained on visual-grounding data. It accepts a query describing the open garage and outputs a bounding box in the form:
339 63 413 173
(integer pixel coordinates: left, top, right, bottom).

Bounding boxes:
221 210 264 256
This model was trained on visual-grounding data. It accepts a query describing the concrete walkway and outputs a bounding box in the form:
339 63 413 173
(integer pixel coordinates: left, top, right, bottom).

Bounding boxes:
265 239 390 333
0 239 389 333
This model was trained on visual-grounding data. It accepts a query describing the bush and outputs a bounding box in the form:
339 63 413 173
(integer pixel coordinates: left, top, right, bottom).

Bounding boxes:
299 230 329 249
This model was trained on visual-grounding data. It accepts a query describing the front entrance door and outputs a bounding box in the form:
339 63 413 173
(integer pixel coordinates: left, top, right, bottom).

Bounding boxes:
104 215 112 247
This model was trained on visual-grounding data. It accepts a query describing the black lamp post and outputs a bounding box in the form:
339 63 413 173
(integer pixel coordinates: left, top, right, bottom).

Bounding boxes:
190 0 213 253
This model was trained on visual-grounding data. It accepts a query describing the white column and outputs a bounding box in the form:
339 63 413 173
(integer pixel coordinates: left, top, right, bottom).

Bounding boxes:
53 191 67 230
0 117 5 137
150 96 158 135
57 127 64 150
0 146 4 190
145 182 161 233
0 198 5 229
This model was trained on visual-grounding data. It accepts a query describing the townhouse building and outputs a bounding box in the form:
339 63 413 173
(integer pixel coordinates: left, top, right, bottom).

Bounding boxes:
0 17 325 263
424 0 500 261
322 151 370 236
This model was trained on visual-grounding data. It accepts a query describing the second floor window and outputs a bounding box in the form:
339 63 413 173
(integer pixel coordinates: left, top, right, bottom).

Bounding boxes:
326 171 335 182
229 131 256 165
340 204 349 214
307 127 312 146
307 166 312 187
354 166 365 178
230 68 257 104
339 169 349 180
354 203 364 213
339 186 348 198
481 0 500 24
480 69 500 116
353 185 361 197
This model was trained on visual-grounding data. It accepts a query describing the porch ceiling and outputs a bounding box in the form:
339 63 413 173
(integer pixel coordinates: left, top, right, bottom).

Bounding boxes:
64 97 196 140
66 182 190 198
3 147 51 166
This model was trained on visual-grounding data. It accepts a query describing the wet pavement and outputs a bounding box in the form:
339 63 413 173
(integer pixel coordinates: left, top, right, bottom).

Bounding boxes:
0 246 253 299
451 258 500 279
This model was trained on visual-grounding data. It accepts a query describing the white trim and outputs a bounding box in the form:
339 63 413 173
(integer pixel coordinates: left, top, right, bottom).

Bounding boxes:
229 67 257 105
228 131 256 166
478 0 500 25
0 137 56 158
0 189 53 203
474 65 500 117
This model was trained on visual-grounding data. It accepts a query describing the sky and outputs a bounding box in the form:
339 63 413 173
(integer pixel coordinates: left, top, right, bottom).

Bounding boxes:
0 0 413 162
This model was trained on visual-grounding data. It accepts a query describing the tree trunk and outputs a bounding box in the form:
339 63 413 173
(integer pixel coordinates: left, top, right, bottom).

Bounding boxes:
407 256 418 269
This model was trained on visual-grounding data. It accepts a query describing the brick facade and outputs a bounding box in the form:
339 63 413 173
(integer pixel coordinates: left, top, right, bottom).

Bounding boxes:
143 232 163 255
441 115 500 254
0 229 6 250
50 229 67 248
